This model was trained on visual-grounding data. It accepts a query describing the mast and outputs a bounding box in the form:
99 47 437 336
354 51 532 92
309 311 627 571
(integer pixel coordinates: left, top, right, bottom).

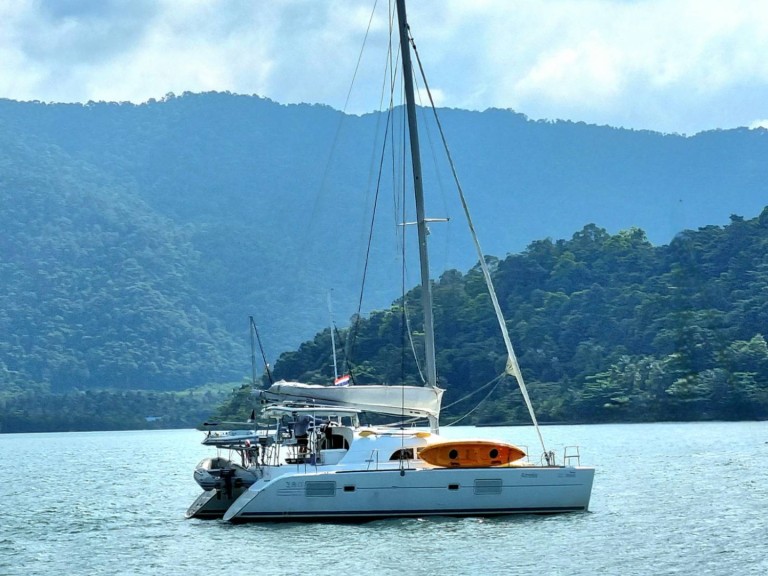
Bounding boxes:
395 0 438 393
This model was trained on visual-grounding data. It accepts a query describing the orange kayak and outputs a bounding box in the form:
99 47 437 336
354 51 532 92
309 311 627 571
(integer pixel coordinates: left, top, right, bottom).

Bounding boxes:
419 440 526 468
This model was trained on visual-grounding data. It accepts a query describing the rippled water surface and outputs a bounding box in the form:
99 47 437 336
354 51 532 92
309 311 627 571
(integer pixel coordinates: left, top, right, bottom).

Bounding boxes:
2 422 766 575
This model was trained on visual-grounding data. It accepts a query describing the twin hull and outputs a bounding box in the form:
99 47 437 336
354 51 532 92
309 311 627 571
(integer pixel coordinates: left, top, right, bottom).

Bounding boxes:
223 465 595 522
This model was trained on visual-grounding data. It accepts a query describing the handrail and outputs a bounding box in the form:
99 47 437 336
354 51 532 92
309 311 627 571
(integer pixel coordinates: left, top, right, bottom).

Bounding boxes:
366 449 380 471
563 445 582 467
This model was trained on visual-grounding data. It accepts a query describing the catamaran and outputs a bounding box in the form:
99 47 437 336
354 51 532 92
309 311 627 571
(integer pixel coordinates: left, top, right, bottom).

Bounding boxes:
190 0 594 522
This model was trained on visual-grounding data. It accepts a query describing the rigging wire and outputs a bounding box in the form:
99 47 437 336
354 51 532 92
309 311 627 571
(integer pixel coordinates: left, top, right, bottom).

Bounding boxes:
442 375 504 426
441 374 504 413
341 0 381 113
293 0 383 339
336 3 516 438
345 1 397 370
347 93 395 364
344 2 427 395
402 297 425 383
406 27 550 458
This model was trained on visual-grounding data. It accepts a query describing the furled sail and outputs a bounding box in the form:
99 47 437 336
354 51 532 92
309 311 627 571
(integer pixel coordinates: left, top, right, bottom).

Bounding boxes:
260 381 444 423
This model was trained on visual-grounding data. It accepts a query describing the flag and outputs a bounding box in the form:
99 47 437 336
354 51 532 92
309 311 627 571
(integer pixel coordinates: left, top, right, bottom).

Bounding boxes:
334 374 351 386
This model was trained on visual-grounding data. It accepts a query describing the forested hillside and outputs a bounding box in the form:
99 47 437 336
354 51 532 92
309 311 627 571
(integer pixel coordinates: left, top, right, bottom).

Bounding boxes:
2 93 767 365
269 212 768 424
0 128 245 397
1 92 768 431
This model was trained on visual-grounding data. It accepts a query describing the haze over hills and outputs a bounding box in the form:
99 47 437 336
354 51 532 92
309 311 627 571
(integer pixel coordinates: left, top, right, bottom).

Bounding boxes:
1 91 767 397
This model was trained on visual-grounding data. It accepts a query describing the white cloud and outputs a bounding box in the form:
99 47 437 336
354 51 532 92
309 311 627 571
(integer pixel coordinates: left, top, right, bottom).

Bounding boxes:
1 0 767 134
423 0 768 133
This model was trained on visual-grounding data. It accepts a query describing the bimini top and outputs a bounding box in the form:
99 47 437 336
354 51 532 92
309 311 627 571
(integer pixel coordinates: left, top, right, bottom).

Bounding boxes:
260 381 444 422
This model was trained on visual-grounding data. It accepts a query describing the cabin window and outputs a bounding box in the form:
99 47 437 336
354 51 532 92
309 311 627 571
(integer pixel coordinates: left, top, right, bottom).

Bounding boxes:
448 484 460 491
318 425 349 450
343 485 356 492
319 434 349 450
334 435 349 450
389 448 414 460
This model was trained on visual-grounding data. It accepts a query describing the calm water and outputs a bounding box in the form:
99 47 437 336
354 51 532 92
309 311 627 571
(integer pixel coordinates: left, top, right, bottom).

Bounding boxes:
1 422 766 576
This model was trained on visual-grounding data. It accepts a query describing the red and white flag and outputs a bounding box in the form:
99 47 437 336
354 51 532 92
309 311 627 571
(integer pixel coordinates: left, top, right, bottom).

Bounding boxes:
334 374 351 386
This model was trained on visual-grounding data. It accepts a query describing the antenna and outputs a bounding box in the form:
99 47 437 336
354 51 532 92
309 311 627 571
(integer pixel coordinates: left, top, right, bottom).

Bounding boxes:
249 316 273 387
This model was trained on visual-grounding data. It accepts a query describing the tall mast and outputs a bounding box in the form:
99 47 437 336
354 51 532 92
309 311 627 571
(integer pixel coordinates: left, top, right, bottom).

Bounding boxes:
395 0 437 391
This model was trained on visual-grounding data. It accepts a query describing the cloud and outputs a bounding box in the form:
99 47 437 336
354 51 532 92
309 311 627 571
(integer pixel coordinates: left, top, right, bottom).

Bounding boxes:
412 0 768 133
1 0 767 134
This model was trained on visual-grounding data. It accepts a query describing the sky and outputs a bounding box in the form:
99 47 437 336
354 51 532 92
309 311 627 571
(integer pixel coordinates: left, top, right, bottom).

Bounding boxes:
1 0 767 135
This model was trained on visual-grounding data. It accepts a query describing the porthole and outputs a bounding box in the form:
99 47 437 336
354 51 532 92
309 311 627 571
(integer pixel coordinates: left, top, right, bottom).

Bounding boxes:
448 449 459 459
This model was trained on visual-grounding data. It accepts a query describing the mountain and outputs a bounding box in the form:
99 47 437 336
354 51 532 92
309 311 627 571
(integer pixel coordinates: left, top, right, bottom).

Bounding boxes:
0 126 244 395
1 92 767 397
268 214 768 424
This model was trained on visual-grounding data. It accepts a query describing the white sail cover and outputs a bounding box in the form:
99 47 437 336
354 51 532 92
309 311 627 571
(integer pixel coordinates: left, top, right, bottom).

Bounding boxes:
261 381 444 421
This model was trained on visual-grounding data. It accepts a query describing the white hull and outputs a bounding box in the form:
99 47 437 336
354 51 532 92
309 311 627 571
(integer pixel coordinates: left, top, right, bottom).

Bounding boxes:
186 487 249 520
223 465 594 522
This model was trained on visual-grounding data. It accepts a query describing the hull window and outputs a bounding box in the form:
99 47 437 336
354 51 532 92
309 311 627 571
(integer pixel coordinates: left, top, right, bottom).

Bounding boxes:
474 479 503 495
305 481 337 497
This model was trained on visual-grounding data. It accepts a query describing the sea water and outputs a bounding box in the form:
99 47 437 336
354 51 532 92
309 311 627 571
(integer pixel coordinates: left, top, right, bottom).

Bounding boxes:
1 421 766 576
